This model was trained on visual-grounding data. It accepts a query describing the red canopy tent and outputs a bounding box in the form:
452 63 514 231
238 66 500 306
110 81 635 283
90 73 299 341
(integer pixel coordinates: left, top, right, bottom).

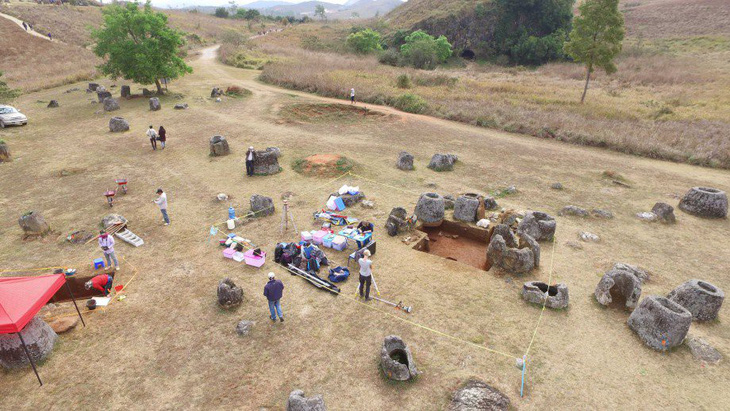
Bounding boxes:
0 273 85 386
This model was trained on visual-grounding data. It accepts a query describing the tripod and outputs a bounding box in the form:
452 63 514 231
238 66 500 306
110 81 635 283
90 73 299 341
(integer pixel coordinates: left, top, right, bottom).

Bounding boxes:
280 200 298 235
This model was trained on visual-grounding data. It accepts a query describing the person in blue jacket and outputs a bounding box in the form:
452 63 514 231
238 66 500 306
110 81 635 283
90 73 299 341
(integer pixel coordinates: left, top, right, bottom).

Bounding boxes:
263 272 285 323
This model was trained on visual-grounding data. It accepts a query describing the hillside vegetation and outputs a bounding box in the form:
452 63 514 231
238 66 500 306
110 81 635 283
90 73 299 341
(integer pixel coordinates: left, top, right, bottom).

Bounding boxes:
0 1 274 93
250 0 730 168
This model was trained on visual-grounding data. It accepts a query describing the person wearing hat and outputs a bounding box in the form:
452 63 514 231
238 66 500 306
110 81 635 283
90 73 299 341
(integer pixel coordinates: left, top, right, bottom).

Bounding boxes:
153 188 170 225
98 230 119 270
85 273 114 296
245 146 256 177
263 272 285 322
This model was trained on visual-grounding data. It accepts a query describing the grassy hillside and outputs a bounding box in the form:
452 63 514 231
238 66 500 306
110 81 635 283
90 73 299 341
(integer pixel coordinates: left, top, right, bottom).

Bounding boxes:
384 0 483 29
0 2 276 93
250 0 730 168
0 17 98 93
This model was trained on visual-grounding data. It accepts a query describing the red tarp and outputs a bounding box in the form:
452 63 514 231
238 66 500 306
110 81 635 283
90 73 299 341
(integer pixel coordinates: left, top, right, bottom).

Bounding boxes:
0 274 66 334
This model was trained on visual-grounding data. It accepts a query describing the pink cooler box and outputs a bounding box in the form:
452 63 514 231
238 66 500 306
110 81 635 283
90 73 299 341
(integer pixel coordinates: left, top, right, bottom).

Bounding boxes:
223 247 236 259
312 230 327 245
243 250 266 267
332 235 348 251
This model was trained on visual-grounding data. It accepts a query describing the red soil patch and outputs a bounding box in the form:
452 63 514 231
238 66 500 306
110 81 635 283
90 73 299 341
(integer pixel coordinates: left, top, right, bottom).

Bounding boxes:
294 154 354 177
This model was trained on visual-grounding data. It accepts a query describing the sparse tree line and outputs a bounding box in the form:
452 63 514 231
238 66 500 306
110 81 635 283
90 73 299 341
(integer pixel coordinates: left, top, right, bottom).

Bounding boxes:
345 0 624 101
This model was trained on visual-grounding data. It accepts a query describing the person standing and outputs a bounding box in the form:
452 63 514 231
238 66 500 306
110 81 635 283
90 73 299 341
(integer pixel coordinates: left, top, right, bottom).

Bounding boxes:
85 273 114 296
146 125 158 150
358 249 373 300
153 188 170 225
98 230 119 270
48 32 52 41
245 146 255 177
350 88 355 104
22 22 28 31
263 272 285 322
158 125 167 150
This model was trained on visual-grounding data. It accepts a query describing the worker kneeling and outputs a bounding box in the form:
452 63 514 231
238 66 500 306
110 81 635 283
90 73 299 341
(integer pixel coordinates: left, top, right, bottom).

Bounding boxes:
85 274 114 296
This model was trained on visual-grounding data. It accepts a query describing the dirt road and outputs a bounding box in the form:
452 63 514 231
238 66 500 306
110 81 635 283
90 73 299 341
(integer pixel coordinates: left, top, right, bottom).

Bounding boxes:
0 11 54 41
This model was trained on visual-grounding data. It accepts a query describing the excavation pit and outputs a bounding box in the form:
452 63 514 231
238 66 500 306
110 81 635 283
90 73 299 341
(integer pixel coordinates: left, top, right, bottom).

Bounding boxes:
413 220 489 270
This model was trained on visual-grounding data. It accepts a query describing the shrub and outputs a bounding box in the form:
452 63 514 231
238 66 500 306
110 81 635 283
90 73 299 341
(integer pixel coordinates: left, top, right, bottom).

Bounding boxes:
214 7 229 18
510 31 567 65
393 93 428 114
301 35 325 51
400 30 452 69
378 49 401 66
0 71 20 102
225 86 252 97
346 29 383 54
396 73 412 89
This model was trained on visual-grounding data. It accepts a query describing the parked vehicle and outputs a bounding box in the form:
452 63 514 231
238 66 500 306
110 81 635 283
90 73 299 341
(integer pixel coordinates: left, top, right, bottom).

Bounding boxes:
0 105 28 128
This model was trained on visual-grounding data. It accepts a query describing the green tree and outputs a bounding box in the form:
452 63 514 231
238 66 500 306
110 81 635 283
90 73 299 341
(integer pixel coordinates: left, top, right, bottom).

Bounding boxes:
494 0 573 65
0 71 21 102
400 30 452 69
564 0 624 103
214 7 229 18
346 29 383 54
237 8 260 20
91 2 192 95
314 4 326 20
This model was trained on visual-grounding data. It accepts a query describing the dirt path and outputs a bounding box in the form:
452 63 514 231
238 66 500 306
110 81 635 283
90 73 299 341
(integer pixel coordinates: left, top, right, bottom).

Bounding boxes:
0 11 55 41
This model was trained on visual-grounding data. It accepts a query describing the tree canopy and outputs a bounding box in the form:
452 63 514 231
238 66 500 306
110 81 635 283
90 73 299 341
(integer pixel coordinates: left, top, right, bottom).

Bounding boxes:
564 0 624 102
346 29 383 54
91 2 192 94
493 0 574 65
314 4 326 20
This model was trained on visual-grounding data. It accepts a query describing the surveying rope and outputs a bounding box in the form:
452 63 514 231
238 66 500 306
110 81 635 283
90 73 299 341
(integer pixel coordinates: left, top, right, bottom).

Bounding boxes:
207 171 354 229
348 172 426 197
523 228 558 358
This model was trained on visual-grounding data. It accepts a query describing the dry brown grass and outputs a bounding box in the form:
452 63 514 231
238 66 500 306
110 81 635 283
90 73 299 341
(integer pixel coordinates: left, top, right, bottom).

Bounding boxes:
0 2 102 47
622 0 730 38
257 43 730 168
0 17 98 93
0 50 728 409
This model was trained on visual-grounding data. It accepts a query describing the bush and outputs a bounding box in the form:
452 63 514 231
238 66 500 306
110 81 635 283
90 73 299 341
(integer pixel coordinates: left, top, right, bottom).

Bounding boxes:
393 93 428 114
0 71 20 102
509 31 567 65
396 74 412 89
301 35 325 51
346 29 383 54
378 49 401 66
214 7 229 18
400 30 452 70
225 86 252 97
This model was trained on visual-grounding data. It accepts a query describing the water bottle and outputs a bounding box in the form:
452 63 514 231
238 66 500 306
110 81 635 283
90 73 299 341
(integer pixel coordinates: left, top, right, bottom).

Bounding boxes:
228 206 236 220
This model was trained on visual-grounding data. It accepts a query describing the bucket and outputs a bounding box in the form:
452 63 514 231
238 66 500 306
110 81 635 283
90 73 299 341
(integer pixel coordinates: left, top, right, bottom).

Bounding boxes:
227 219 235 230
86 300 97 310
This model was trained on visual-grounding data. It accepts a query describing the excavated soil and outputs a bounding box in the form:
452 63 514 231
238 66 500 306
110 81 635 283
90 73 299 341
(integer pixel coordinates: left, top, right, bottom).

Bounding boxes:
281 103 387 124
293 153 354 177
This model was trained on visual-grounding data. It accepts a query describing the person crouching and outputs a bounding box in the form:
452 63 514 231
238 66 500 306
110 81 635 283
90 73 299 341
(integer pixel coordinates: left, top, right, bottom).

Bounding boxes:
85 273 114 296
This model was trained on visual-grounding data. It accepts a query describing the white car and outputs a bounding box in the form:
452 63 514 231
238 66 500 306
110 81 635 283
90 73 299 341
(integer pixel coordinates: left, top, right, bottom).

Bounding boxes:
0 105 28 128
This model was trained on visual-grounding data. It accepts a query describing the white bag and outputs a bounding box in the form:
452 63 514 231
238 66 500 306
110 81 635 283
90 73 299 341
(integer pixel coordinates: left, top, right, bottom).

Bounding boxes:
348 186 359 195
338 185 349 195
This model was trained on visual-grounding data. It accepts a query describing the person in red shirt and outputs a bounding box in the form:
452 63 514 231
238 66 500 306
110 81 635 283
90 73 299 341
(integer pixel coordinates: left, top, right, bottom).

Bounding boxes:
85 274 114 296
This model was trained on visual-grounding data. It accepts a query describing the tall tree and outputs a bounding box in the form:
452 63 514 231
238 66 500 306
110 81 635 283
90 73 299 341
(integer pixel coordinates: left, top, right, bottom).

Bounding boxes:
564 0 624 103
314 4 326 20
92 2 192 95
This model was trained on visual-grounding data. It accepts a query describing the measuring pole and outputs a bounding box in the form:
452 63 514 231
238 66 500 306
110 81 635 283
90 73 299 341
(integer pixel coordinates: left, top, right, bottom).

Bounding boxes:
520 355 527 397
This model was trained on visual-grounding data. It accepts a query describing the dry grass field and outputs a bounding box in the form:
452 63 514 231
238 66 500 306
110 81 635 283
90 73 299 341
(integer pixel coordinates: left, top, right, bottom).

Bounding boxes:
0 46 729 409
249 0 730 168
0 16 98 92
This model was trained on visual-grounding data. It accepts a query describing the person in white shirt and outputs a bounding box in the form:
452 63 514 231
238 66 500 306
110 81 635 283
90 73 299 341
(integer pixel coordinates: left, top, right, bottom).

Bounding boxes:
358 249 373 300
98 231 119 270
146 125 158 150
245 146 255 177
350 88 355 104
153 188 169 225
